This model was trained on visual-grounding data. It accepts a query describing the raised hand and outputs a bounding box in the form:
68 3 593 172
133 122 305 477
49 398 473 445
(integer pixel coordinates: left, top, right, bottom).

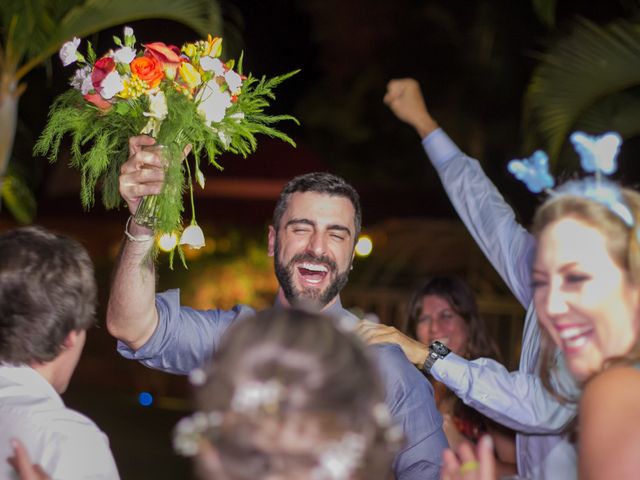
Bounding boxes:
384 78 439 138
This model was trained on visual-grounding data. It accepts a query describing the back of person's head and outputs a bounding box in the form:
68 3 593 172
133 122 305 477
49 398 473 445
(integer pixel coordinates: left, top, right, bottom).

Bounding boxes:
174 308 401 480
272 172 362 238
0 226 96 364
406 275 500 360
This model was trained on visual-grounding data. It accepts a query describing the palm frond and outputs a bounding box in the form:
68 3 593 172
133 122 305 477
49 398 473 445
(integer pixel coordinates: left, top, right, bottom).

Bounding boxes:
523 18 640 168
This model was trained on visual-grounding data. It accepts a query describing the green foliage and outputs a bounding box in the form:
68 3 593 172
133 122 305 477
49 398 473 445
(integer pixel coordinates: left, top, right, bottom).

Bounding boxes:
523 18 640 168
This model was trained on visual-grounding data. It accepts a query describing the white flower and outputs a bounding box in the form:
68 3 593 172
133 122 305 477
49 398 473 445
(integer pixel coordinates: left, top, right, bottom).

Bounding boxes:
100 71 124 99
218 130 230 148
180 224 205 249
144 91 168 120
124 26 134 38
224 69 243 94
70 66 93 95
200 56 225 75
195 169 206 189
59 37 81 66
113 46 136 64
141 91 168 136
196 80 232 125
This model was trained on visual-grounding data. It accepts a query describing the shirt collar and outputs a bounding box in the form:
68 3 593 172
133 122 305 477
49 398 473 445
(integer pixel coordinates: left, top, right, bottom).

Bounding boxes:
0 363 63 406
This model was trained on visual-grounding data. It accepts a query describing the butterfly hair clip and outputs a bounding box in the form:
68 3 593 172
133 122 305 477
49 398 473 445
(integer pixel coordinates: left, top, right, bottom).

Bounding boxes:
508 131 633 227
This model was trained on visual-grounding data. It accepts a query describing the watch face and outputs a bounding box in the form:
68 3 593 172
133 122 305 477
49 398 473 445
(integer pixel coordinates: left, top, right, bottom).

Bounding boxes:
431 341 450 357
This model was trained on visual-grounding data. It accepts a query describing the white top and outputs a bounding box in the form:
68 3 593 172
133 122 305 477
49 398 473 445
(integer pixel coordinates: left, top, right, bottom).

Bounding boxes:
0 364 119 480
423 129 579 480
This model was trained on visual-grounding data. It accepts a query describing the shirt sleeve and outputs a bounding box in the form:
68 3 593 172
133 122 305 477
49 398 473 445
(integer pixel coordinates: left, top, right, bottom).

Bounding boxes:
423 129 536 308
372 343 448 480
431 352 577 434
116 289 255 375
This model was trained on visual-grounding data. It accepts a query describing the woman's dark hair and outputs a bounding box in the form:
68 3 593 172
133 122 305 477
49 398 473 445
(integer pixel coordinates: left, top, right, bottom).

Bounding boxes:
406 275 501 360
192 308 400 480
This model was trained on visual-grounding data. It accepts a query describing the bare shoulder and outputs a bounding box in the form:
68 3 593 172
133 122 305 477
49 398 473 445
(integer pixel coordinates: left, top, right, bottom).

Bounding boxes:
579 365 640 480
581 365 640 410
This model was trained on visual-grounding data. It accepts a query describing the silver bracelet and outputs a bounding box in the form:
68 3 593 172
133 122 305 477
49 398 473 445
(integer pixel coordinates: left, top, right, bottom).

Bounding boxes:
124 216 154 243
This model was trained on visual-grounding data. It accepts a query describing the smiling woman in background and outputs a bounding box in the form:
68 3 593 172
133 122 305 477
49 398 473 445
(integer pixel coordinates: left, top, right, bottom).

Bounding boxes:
404 276 516 476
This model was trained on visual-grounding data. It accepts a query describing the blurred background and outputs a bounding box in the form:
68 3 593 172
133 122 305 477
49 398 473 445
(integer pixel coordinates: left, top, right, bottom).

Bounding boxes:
3 0 640 477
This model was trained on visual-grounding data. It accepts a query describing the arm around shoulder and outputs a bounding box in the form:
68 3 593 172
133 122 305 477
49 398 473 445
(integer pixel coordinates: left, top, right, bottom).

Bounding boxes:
579 366 640 480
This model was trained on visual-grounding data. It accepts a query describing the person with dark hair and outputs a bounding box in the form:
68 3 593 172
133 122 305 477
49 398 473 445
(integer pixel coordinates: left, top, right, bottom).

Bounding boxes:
0 226 119 479
360 275 516 477
172 308 402 480
106 135 448 479
370 78 578 480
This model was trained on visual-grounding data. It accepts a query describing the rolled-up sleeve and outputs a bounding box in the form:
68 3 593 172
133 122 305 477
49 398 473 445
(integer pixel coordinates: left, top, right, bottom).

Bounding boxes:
116 289 255 375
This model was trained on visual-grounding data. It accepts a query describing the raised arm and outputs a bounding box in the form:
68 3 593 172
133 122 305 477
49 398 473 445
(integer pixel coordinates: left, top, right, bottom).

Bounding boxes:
106 135 165 351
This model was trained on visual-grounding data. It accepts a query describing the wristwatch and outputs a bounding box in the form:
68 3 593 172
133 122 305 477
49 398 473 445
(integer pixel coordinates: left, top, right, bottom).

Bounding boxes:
421 341 451 375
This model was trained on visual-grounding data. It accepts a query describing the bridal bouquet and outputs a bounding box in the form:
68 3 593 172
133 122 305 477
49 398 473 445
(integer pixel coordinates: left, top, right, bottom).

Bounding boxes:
35 27 298 265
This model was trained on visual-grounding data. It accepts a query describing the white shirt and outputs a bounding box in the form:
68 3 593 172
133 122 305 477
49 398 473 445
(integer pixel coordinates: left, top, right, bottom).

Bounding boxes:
424 129 578 479
0 364 119 480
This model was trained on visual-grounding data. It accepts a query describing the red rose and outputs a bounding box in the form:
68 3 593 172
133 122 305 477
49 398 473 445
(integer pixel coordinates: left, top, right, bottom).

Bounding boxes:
91 57 115 91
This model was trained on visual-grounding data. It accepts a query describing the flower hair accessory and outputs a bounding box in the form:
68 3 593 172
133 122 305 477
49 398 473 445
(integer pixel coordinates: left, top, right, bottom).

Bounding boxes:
231 379 284 415
310 433 367 480
508 131 633 227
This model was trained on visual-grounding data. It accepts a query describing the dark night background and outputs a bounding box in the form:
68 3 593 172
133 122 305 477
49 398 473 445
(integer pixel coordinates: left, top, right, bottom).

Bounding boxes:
4 0 640 478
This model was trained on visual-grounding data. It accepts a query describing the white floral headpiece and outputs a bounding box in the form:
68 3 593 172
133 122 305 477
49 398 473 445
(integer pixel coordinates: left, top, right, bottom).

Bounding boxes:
508 131 633 227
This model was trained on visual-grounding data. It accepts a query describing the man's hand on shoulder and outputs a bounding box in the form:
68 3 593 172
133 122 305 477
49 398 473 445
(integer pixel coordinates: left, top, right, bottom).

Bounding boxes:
384 78 439 139
356 319 429 367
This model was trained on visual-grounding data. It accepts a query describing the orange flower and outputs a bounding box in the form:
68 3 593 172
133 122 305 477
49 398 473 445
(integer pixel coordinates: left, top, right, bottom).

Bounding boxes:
130 56 164 88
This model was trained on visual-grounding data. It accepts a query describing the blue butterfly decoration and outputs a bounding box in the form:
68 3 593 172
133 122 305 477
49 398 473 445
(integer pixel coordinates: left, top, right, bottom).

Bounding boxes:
507 150 555 193
570 131 622 175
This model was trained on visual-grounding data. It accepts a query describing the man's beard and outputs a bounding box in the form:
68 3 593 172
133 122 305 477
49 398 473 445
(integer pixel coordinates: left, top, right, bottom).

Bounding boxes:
274 243 351 310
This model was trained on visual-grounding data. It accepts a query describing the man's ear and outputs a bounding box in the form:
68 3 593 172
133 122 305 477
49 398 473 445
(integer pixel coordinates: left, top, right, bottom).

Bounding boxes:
268 225 276 257
62 330 79 349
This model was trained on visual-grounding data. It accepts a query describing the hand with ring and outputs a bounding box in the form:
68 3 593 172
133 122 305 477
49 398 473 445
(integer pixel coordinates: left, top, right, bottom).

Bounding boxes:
441 435 496 480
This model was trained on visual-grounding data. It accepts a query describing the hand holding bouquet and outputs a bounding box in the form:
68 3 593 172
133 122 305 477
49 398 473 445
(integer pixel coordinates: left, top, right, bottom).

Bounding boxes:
35 27 298 265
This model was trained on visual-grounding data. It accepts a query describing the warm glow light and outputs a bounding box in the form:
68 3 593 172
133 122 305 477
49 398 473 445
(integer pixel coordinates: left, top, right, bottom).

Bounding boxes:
355 235 373 257
158 232 178 252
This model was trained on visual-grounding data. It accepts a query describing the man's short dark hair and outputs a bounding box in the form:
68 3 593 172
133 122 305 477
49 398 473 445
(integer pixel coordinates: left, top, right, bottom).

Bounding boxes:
272 172 362 239
0 226 96 364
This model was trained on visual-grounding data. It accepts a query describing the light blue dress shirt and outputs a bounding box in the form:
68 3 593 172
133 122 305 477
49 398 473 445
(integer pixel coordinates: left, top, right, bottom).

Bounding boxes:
117 291 448 479
423 128 578 479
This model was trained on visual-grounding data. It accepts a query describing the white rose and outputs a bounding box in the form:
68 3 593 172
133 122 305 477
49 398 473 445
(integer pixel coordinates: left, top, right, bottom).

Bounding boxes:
59 37 81 66
196 81 232 124
100 71 124 99
113 46 136 64
224 69 243 95
200 56 225 76
124 26 134 38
